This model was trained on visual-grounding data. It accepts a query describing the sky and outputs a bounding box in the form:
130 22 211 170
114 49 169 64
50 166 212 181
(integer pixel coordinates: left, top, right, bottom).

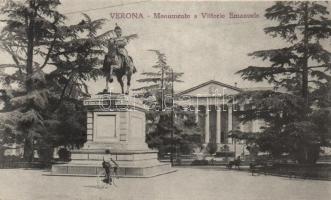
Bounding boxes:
1 0 330 94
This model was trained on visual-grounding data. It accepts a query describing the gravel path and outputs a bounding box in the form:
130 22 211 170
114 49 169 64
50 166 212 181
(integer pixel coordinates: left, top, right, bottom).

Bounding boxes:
0 167 330 200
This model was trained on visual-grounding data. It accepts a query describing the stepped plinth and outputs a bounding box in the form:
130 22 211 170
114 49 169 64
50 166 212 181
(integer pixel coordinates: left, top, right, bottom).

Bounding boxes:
51 93 175 177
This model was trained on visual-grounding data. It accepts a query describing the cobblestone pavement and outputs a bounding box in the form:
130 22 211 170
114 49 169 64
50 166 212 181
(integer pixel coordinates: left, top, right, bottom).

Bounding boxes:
0 167 330 200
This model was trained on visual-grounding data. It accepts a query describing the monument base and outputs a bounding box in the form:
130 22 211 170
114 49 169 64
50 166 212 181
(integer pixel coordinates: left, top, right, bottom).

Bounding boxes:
51 149 175 177
51 94 175 177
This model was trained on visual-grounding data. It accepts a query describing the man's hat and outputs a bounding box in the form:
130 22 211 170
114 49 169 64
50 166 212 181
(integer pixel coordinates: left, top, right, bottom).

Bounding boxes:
114 23 121 30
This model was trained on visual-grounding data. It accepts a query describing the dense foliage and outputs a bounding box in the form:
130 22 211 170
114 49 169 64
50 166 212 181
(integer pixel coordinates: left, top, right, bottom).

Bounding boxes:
0 0 112 162
235 1 331 164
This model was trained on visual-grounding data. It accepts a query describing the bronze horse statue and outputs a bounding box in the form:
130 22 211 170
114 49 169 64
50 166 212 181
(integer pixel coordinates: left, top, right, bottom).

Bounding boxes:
102 29 137 95
102 45 135 94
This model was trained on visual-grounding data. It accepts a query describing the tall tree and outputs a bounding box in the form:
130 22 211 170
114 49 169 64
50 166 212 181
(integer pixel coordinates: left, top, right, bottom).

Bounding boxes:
133 50 183 108
0 0 66 161
0 0 111 162
238 1 331 109
134 50 201 156
236 1 331 163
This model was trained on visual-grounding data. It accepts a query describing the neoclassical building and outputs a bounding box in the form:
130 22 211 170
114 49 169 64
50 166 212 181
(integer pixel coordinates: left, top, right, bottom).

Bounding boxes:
176 80 265 155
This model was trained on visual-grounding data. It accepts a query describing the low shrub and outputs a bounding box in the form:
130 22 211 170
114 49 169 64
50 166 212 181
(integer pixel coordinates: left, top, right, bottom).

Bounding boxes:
38 147 54 164
191 159 209 165
58 148 71 161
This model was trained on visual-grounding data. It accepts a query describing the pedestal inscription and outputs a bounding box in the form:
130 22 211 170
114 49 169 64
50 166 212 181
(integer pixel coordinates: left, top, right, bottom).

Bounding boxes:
94 113 118 142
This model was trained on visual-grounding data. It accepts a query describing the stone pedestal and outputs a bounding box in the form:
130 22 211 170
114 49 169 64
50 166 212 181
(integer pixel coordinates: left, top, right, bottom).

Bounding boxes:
51 94 175 177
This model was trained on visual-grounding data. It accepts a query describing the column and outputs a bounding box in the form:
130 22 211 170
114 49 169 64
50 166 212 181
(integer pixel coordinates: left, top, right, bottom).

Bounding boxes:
216 105 221 144
204 105 210 144
194 105 199 124
228 104 233 144
86 111 93 142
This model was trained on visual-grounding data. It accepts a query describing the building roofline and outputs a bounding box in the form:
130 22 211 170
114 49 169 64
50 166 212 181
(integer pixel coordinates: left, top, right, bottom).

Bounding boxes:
176 80 242 96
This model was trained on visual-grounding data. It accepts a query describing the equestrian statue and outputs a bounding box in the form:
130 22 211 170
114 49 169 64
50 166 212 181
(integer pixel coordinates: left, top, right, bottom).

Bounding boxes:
102 24 137 94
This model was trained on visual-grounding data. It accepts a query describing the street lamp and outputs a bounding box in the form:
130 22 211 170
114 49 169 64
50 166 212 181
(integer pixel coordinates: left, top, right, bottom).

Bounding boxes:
170 69 175 166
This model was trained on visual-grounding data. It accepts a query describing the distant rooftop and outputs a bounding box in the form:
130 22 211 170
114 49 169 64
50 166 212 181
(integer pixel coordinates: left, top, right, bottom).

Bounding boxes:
241 87 273 91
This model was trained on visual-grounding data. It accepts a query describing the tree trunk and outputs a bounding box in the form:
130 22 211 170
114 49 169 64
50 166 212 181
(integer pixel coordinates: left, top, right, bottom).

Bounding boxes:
26 0 36 92
23 137 34 162
302 2 309 112
23 0 36 162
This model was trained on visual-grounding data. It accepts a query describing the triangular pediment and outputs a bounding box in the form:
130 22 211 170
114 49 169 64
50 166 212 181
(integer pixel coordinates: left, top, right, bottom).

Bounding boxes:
177 80 242 96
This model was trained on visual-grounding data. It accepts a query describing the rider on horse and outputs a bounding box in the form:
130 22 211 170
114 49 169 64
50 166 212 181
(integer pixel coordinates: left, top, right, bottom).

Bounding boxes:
112 25 136 73
103 24 137 93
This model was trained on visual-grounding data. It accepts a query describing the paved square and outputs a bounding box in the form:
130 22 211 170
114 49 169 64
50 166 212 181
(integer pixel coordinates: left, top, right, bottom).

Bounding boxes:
0 167 330 200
